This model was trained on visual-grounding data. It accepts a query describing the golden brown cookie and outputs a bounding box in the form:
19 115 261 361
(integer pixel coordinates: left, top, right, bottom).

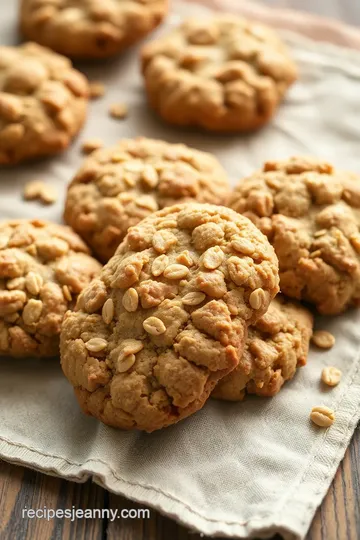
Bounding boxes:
228 157 360 315
60 203 279 432
64 137 231 262
0 220 101 357
212 296 313 401
20 0 168 59
141 15 297 132
0 42 88 165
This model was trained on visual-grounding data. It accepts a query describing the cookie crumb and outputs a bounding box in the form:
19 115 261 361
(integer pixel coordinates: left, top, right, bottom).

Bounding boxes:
310 406 335 427
82 138 103 154
89 81 105 99
23 181 57 205
312 330 335 349
321 366 342 387
109 103 128 120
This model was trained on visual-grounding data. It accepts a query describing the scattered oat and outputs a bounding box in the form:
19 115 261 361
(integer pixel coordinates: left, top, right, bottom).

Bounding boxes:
102 298 114 324
89 81 105 99
82 138 103 154
85 337 108 353
321 366 342 387
122 288 139 312
109 103 128 119
117 353 136 373
310 406 335 427
62 285 72 302
143 316 166 335
312 330 335 349
249 288 267 310
182 291 206 306
23 181 57 205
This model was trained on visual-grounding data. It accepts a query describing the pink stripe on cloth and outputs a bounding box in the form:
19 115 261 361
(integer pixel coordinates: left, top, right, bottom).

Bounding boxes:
187 0 360 49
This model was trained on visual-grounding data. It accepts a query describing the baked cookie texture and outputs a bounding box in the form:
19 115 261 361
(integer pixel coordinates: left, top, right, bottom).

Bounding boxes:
60 203 280 432
228 157 360 315
141 15 297 132
20 0 168 59
0 220 101 358
64 137 231 262
212 296 313 401
0 42 88 165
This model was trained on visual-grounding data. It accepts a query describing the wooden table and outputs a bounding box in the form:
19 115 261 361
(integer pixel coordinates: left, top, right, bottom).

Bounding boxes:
0 424 358 540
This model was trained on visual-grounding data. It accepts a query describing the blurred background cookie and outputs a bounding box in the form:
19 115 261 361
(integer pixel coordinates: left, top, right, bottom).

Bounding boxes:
0 220 101 357
0 42 88 165
60 203 279 432
64 137 231 262
212 295 313 401
20 0 168 59
228 157 360 314
141 15 297 132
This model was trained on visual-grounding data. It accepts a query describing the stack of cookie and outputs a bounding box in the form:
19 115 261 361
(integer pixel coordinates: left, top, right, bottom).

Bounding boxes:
0 4 351 433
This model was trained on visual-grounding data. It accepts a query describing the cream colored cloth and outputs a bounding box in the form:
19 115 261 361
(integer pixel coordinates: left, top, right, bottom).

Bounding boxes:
1 1 360 539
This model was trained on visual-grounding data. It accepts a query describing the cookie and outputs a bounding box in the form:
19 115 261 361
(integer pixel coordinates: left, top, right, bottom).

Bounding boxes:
141 15 297 132
0 220 101 357
212 296 313 401
228 157 360 314
64 137 231 262
0 43 88 165
60 203 279 432
20 0 168 59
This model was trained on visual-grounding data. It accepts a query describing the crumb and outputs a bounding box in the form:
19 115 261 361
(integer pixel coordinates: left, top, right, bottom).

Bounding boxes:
82 138 103 154
109 103 128 120
321 366 342 387
89 81 105 99
23 181 57 205
311 330 335 349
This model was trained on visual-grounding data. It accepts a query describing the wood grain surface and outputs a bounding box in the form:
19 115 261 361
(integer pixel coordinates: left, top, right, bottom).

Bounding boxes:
0 425 358 540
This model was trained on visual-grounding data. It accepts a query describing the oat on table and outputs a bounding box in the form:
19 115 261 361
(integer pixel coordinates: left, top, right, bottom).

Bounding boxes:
20 0 169 59
0 220 101 358
0 42 88 165
64 137 231 263
229 157 360 315
212 295 313 401
60 203 280 432
141 15 297 132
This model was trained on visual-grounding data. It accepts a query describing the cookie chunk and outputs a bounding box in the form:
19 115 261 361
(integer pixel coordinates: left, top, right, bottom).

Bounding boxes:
20 0 168 59
212 296 313 401
141 15 297 132
64 137 231 262
228 157 360 314
60 203 279 432
0 43 88 165
0 220 101 357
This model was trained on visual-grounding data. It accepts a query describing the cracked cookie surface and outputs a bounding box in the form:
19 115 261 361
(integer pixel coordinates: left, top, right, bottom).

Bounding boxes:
0 220 101 357
212 295 313 401
0 42 88 165
64 137 231 262
229 157 360 314
60 203 279 432
141 15 297 132
20 0 168 59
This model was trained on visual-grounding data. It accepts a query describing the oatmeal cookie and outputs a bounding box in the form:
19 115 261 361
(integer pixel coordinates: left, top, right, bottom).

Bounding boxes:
141 15 297 132
0 220 101 357
228 157 360 314
64 137 231 262
60 203 279 432
0 42 88 165
212 296 313 401
20 0 168 59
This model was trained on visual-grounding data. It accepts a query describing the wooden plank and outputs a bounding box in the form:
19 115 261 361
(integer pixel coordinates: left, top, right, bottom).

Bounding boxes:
0 461 105 540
